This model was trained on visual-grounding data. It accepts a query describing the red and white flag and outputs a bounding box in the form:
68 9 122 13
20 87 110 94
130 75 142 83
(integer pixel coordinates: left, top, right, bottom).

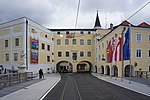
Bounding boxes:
115 34 122 61
112 34 117 62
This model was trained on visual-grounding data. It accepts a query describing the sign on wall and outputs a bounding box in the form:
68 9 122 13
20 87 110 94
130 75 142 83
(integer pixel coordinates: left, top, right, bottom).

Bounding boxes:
31 38 38 64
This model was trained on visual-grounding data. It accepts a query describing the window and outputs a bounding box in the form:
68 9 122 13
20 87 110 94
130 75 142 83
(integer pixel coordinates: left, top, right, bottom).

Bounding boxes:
66 51 69 57
58 52 62 57
136 49 142 58
80 39 84 45
87 52 91 57
45 35 47 38
148 50 150 58
99 55 101 60
80 31 84 34
106 40 109 45
15 38 19 46
5 40 8 47
57 39 61 45
72 39 76 45
148 34 150 42
66 31 69 35
52 59 54 62
57 32 60 35
42 43 45 50
87 39 91 45
102 54 104 59
14 53 18 61
52 52 54 55
80 51 84 57
52 38 54 41
72 53 77 60
88 31 91 34
136 33 142 42
47 45 50 51
65 39 69 45
102 43 104 48
6 53 9 61
99 45 101 50
47 56 50 62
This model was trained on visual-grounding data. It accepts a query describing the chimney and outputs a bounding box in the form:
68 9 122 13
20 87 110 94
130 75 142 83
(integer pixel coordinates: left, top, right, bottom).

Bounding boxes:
110 23 113 30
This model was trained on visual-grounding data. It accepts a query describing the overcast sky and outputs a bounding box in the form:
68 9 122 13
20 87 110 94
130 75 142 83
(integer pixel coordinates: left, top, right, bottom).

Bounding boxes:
0 0 150 29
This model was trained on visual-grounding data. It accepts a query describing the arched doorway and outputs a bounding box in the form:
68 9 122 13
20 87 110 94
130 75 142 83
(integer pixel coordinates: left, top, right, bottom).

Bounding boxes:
111 65 118 77
124 65 134 77
56 61 73 73
100 65 104 74
77 61 92 73
105 65 110 75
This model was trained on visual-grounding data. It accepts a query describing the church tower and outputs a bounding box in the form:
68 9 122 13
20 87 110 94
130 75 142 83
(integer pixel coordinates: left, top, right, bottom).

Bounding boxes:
94 10 101 29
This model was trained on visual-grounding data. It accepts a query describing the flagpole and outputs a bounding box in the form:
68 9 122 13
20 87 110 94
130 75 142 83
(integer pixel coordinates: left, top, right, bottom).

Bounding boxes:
129 24 132 84
121 27 126 82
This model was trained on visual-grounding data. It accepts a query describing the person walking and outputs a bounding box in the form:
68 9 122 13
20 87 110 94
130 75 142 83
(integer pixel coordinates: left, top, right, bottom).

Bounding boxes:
39 69 42 79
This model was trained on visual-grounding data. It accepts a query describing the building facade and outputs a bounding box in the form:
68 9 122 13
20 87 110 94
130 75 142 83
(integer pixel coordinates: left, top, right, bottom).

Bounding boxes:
0 17 54 73
0 13 150 77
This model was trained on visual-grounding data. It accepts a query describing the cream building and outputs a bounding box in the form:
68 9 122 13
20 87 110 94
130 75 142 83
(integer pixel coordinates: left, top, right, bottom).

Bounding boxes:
0 17 54 73
0 12 150 77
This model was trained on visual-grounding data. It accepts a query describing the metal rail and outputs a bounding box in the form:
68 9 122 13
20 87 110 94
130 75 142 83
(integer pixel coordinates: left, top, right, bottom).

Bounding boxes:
0 72 37 89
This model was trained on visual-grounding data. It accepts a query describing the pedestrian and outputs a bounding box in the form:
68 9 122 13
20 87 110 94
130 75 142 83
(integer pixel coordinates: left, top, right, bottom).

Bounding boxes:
42 69 44 79
39 69 42 79
140 72 143 78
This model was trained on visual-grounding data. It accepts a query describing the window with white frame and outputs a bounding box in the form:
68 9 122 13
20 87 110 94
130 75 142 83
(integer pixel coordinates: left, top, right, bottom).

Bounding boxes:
65 39 69 45
87 51 91 57
99 55 101 60
66 51 69 57
15 38 19 46
80 39 84 45
80 51 84 57
136 33 142 42
102 43 104 48
72 39 76 45
136 49 142 58
6 53 9 61
87 39 91 45
57 39 61 45
58 52 62 57
5 40 8 47
14 53 18 61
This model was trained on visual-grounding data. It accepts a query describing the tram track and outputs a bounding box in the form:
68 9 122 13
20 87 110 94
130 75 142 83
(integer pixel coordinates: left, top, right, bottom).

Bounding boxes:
60 74 82 100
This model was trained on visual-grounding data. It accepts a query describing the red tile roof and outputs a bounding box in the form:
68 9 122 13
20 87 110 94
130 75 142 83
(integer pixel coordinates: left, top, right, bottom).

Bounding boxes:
138 22 150 28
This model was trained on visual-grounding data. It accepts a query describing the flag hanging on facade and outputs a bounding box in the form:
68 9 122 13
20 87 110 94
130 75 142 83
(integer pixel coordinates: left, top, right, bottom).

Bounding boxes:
123 26 130 60
66 32 75 38
115 34 122 61
106 40 112 63
112 34 117 62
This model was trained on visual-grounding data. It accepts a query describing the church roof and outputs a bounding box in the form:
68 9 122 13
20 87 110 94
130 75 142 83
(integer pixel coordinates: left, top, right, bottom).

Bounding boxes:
94 11 101 28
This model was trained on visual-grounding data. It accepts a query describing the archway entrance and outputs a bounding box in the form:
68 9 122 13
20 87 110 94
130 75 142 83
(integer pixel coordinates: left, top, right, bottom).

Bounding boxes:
105 65 110 75
111 65 118 77
56 61 73 73
124 65 134 77
100 65 104 74
77 61 92 73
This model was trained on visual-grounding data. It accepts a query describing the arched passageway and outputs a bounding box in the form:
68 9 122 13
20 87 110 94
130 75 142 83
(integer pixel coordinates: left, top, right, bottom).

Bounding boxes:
56 61 73 73
100 65 104 74
111 65 118 77
105 65 110 75
124 65 134 77
77 61 92 73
